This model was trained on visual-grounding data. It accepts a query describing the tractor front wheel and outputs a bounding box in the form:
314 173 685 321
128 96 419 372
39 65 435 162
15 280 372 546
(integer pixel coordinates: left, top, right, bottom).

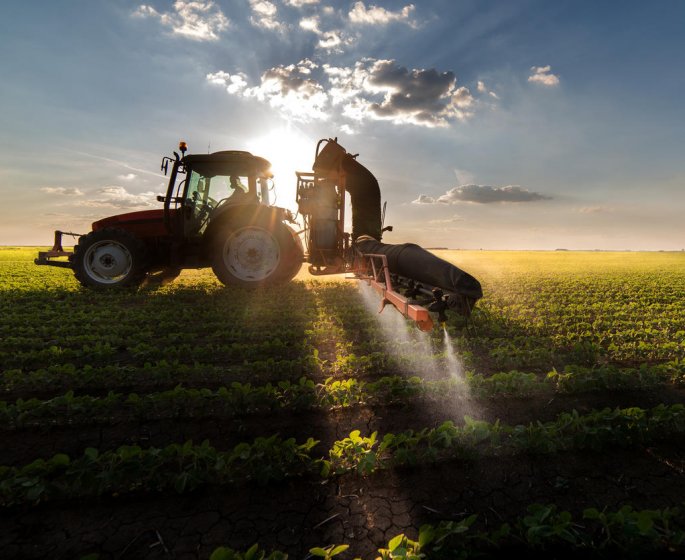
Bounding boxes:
211 221 303 287
73 228 147 288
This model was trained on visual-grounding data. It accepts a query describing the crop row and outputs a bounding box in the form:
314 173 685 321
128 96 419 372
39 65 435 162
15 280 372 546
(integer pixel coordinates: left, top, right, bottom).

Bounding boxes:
0 357 320 395
2 361 684 429
4 269 684 379
209 503 685 559
2 404 683 506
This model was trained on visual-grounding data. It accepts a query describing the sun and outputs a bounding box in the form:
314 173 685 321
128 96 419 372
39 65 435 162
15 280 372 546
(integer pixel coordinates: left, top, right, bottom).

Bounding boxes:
245 127 318 213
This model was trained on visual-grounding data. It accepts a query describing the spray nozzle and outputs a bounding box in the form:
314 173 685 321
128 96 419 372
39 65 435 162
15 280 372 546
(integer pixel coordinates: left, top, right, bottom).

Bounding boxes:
404 280 423 299
428 288 448 324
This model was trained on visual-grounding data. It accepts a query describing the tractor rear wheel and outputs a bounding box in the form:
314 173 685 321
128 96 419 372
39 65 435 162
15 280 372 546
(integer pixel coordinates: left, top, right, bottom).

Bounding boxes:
211 221 303 287
73 228 147 288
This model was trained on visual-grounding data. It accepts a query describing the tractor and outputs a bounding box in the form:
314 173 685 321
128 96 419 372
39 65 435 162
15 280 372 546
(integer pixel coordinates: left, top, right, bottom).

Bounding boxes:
36 142 304 288
36 138 483 330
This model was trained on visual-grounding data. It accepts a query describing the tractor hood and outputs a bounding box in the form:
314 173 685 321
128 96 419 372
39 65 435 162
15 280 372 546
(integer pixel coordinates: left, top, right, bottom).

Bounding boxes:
92 209 169 237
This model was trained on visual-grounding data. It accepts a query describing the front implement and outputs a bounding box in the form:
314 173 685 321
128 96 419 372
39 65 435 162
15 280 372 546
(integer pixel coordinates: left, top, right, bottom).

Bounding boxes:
35 230 79 269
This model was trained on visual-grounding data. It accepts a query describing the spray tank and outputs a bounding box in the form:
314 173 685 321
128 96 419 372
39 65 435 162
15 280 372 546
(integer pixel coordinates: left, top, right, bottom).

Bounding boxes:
296 138 482 331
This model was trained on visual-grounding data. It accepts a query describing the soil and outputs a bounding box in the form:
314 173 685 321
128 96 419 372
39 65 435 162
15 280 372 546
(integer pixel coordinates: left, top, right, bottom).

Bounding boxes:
2 385 685 559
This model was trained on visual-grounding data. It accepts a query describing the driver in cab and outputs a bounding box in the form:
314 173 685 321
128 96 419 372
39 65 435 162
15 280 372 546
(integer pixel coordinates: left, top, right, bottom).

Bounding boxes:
227 175 249 203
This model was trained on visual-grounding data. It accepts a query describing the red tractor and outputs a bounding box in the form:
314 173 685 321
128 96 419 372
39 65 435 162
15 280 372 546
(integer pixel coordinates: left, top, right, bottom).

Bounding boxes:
36 142 304 288
37 138 482 330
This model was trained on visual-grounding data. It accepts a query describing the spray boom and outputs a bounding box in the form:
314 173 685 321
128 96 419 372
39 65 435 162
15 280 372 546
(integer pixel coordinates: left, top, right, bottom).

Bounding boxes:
296 138 482 330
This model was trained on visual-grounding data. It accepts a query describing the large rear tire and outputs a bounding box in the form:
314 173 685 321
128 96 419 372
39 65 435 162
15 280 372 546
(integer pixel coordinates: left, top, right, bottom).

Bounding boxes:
73 228 147 288
211 221 304 287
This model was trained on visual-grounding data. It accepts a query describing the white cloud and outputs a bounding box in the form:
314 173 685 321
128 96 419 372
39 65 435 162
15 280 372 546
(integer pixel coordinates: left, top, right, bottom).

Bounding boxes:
326 59 475 126
349 2 416 26
284 0 320 6
207 70 249 93
209 60 328 122
249 0 286 31
77 186 157 209
133 1 229 41
416 185 551 204
528 65 560 87
208 57 476 127
118 173 137 181
477 79 499 99
412 194 435 204
298 16 349 51
41 187 84 196
299 16 320 32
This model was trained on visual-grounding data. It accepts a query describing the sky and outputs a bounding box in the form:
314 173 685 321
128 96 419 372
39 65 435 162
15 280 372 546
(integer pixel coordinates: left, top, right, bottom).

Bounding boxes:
1 0 684 250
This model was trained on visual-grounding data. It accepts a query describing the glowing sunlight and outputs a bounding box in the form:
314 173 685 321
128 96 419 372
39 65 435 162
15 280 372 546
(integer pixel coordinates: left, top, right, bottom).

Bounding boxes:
245 127 316 213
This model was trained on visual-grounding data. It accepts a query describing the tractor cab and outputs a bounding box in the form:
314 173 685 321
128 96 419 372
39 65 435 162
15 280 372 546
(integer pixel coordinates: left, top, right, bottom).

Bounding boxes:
160 144 275 240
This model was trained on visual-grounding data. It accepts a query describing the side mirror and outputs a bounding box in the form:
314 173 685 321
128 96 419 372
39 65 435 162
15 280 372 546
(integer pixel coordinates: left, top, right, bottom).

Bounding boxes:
157 195 166 202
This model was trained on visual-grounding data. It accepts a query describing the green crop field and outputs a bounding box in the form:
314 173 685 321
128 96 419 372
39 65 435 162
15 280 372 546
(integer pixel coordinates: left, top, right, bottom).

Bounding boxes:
1 247 685 559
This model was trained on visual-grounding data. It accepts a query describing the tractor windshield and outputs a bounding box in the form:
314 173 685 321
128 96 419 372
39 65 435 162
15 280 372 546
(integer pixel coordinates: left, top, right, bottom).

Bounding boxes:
187 171 250 206
182 168 271 236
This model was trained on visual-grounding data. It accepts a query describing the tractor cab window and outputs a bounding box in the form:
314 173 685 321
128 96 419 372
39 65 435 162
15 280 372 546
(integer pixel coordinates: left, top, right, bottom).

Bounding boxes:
183 169 265 236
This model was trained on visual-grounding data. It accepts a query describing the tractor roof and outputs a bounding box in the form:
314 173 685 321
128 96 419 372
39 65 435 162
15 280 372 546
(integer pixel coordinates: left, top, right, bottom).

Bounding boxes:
183 150 273 177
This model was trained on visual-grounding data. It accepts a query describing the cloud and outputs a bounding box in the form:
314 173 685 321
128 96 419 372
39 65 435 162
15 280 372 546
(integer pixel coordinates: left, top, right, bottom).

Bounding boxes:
579 206 612 214
298 16 348 50
453 168 476 185
208 60 328 121
206 70 248 93
41 187 84 196
77 186 157 209
284 0 320 6
249 0 286 31
348 2 416 26
528 65 560 87
208 57 475 127
477 79 499 99
118 173 137 181
133 1 229 41
417 185 551 204
428 214 463 224
325 58 474 126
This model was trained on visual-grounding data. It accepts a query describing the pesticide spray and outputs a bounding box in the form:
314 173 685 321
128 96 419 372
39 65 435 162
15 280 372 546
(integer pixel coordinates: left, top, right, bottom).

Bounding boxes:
358 282 438 377
442 324 465 380
358 282 470 389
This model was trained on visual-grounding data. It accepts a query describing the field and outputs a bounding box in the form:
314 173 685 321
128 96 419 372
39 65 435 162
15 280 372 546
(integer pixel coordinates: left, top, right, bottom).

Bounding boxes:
1 247 685 559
